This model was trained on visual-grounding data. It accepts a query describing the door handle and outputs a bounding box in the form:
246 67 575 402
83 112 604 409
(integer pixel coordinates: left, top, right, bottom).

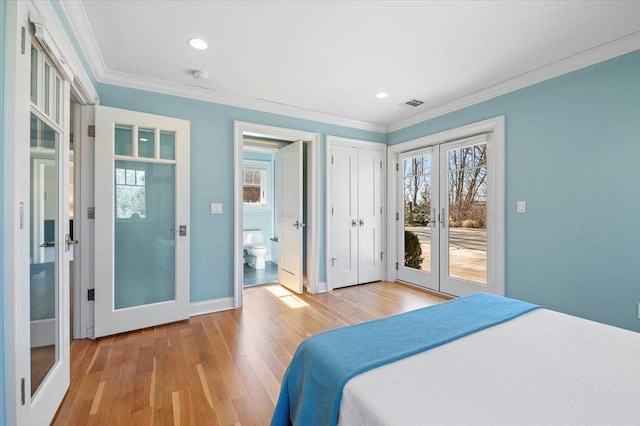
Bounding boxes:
39 241 55 247
65 234 78 252
170 225 187 236
351 219 357 227
359 219 364 227
293 221 306 229
431 208 436 228
440 208 446 228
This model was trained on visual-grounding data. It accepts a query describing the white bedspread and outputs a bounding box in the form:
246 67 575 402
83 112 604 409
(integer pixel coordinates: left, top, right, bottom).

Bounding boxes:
338 309 640 425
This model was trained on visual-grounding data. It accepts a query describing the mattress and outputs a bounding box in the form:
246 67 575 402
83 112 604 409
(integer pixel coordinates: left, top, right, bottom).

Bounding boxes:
338 309 640 425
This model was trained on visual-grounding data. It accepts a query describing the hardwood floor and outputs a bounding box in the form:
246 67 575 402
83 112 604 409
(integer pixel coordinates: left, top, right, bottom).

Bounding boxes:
53 282 448 425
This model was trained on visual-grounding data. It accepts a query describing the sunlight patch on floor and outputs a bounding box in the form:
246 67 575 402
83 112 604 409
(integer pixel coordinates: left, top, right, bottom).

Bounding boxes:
266 284 309 309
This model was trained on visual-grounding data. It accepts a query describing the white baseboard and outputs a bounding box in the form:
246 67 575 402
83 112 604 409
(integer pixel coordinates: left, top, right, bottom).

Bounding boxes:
31 319 55 347
190 297 235 317
318 281 328 293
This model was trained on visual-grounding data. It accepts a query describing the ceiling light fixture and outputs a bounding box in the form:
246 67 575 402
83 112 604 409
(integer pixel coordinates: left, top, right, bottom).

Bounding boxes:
187 37 208 50
376 92 388 99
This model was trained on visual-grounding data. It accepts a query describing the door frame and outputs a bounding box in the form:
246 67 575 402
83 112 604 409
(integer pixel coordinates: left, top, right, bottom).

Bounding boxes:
2 0 98 422
386 116 505 296
326 135 387 290
233 121 320 307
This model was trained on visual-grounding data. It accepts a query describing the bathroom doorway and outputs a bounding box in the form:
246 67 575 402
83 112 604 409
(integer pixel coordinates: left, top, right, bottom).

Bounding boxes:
234 122 320 308
242 137 310 288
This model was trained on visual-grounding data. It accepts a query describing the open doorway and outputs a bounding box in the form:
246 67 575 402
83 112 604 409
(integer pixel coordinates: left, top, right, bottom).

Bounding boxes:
233 122 320 308
242 137 287 288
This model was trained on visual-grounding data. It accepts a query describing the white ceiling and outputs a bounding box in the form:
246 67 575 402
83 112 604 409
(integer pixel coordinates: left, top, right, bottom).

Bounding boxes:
64 1 640 132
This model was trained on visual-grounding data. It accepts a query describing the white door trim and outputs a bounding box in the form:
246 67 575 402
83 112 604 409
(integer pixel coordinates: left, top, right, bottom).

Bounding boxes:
387 116 505 296
326 136 387 290
233 121 320 307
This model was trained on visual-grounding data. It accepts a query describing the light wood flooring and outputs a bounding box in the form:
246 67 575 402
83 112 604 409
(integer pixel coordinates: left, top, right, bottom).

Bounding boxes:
53 281 448 425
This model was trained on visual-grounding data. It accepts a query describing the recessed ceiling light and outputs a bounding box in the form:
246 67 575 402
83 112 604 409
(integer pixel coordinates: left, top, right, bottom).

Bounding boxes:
188 37 208 50
376 92 388 99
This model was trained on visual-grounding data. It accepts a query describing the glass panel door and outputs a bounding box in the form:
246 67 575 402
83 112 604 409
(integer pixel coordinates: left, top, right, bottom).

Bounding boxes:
94 106 190 338
439 136 490 296
396 134 490 297
21 35 71 425
397 148 440 291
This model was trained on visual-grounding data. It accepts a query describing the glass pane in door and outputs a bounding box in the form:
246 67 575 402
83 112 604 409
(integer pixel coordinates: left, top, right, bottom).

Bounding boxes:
29 113 59 396
447 143 487 284
403 154 432 271
114 160 176 309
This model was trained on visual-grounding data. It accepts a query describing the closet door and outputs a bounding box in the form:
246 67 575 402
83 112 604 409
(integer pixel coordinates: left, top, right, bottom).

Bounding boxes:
330 145 359 287
330 143 383 289
357 148 383 283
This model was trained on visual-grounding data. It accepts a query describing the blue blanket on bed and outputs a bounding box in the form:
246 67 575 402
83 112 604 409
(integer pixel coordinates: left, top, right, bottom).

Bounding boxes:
271 293 538 426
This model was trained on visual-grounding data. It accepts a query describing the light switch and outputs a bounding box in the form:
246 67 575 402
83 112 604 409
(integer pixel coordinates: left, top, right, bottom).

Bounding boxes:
516 201 526 214
210 203 223 214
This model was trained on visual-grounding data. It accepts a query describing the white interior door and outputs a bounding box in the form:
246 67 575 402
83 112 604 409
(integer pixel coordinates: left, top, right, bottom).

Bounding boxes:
330 145 358 287
20 39 71 424
397 135 490 297
94 106 190 337
356 148 383 283
278 141 304 294
330 143 383 289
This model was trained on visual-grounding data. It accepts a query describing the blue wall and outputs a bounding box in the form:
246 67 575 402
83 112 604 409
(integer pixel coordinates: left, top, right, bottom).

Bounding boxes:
98 83 385 302
389 50 640 332
0 0 6 421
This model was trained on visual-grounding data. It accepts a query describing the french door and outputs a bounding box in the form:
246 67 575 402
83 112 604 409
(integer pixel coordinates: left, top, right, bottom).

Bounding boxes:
18 33 72 425
94 106 190 337
398 135 491 297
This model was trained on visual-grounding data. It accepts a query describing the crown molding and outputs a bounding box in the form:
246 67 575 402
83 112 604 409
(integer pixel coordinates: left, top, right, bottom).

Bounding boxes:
59 1 640 135
98 69 387 132
57 0 107 79
387 31 640 133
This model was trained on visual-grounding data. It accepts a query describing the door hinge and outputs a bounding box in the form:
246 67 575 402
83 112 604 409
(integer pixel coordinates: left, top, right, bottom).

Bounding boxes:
87 289 95 301
380 252 384 260
380 206 382 215
395 163 399 171
20 378 25 405
331 257 337 267
380 161 382 169
331 155 334 165
395 212 399 221
395 262 399 270
88 125 95 137
19 202 24 229
21 27 26 54
88 206 95 219
331 207 334 216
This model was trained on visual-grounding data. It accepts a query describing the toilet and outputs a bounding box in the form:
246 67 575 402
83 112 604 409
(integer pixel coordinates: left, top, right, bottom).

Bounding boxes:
243 230 268 269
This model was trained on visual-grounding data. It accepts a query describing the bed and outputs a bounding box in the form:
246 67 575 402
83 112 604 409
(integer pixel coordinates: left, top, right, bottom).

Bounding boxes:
271 293 640 426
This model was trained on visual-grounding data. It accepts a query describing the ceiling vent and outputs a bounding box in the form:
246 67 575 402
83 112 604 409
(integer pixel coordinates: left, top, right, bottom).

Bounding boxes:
401 98 425 108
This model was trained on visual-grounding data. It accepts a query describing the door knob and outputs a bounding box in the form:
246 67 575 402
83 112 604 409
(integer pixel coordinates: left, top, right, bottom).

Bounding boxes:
359 219 365 227
351 219 357 227
293 220 306 229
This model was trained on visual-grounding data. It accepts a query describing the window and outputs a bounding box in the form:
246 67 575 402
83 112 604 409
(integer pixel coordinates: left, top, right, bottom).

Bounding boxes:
243 159 272 210
116 167 146 219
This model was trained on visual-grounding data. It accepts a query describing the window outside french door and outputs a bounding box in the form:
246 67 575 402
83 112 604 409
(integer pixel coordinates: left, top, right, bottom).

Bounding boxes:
398 134 494 297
